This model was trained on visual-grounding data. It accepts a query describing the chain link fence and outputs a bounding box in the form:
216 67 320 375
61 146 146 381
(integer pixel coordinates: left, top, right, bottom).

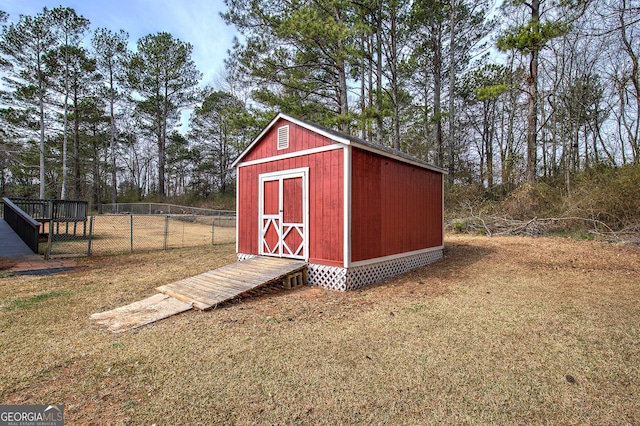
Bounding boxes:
44 212 236 258
95 203 232 217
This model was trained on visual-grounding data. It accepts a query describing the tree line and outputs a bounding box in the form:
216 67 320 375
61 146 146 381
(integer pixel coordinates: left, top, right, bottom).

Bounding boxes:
0 6 258 203
1 1 639 205
224 0 639 190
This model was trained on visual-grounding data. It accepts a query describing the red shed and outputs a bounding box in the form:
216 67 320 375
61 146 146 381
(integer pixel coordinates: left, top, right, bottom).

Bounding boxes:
232 113 445 290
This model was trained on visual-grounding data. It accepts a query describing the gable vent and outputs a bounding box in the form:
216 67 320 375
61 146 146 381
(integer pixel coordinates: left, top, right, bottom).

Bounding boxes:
277 125 289 150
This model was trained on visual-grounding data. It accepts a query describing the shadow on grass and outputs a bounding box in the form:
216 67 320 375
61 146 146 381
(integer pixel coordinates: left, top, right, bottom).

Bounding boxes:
197 240 496 310
440 239 495 270
360 239 496 295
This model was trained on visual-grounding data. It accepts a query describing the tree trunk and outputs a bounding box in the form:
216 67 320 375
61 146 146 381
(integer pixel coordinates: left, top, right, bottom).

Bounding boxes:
448 0 456 183
157 112 165 196
423 70 431 160
619 0 640 162
92 124 100 204
360 30 367 139
526 0 540 184
39 90 46 200
158 85 168 197
34 34 48 201
564 126 571 194
367 29 374 142
375 14 383 144
61 88 69 199
110 66 117 204
389 2 400 150
331 4 349 132
431 15 443 166
489 101 496 187
73 89 81 198
337 57 349 131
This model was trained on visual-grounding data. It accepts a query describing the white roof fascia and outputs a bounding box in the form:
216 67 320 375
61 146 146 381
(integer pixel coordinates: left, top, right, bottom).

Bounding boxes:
231 112 447 174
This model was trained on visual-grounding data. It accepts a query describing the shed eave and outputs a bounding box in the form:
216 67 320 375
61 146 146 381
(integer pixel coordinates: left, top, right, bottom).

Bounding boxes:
231 112 350 168
231 112 448 174
347 141 448 174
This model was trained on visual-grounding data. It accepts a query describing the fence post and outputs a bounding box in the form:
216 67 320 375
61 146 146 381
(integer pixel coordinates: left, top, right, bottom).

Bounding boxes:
211 217 215 245
130 214 134 253
45 217 53 260
87 215 94 256
164 215 169 250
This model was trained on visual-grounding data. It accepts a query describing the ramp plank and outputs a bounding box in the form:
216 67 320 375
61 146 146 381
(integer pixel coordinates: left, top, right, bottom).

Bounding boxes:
91 294 192 333
157 256 306 310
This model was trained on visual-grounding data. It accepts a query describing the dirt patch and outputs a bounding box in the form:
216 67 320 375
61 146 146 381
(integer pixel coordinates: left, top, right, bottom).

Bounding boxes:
0 259 16 271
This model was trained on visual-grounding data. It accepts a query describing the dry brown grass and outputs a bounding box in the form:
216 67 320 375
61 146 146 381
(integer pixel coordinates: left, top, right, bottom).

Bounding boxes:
1 235 639 425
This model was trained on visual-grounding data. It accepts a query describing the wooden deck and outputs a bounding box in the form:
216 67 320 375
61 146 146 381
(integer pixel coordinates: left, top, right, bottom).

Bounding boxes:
156 256 307 310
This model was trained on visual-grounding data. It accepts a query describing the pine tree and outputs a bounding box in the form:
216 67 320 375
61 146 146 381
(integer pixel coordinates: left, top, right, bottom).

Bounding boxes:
50 7 91 199
497 0 580 183
125 32 201 196
92 28 129 204
0 8 57 199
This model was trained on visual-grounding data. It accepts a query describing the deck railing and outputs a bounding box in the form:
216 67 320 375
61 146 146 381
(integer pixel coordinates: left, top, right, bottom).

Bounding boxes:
10 198 88 221
2 197 39 253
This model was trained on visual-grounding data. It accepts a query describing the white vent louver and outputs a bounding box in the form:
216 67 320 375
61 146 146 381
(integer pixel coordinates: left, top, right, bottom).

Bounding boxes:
277 125 289 150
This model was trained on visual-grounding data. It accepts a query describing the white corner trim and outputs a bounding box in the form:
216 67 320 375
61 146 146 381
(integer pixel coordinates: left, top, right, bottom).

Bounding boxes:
236 169 239 254
442 174 445 248
236 144 343 168
343 145 352 268
348 245 445 268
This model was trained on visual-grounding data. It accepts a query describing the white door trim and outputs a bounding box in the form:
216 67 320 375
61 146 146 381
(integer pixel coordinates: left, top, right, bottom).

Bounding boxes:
258 167 309 261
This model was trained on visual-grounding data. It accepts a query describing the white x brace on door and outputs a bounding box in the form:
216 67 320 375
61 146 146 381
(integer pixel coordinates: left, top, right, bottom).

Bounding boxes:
258 168 309 260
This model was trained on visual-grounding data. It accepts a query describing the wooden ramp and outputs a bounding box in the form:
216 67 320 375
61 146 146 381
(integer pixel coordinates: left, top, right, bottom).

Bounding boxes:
156 256 307 310
91 257 307 332
90 294 193 333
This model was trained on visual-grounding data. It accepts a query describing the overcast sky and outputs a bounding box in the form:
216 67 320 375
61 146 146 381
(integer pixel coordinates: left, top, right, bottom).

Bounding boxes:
0 0 237 88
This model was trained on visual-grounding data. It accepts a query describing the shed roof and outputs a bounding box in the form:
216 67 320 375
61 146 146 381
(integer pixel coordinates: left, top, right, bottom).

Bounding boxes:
231 112 448 174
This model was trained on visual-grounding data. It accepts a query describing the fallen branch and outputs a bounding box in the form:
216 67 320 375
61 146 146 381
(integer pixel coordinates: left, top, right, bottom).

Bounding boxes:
448 215 625 240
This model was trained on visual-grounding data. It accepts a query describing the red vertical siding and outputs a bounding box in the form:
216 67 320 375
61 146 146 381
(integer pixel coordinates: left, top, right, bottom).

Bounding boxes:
282 177 302 223
237 146 344 266
264 180 279 215
351 148 443 262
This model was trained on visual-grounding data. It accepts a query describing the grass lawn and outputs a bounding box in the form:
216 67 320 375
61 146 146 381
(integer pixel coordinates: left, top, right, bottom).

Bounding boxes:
1 235 639 425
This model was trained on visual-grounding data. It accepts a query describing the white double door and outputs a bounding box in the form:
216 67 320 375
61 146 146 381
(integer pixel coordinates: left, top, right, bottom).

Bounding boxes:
258 168 308 260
